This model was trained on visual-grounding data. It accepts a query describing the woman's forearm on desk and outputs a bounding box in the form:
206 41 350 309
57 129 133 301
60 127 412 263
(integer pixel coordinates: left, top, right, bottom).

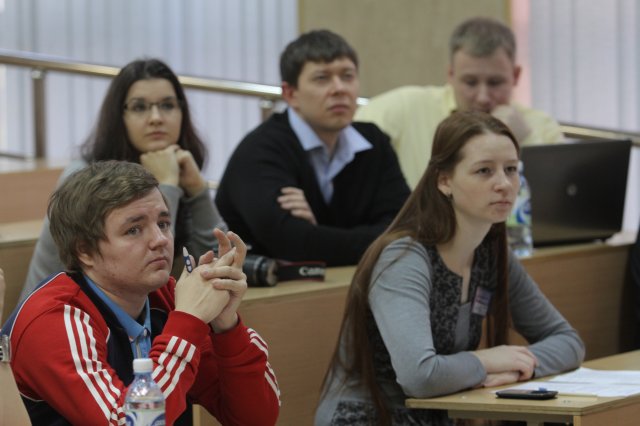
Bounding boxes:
508 256 585 376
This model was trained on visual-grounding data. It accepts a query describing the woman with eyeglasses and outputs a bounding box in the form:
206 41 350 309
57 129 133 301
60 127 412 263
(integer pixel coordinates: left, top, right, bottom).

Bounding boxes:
20 58 225 299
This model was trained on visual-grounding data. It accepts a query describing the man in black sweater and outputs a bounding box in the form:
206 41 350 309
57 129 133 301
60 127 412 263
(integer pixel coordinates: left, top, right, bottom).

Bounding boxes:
216 30 410 266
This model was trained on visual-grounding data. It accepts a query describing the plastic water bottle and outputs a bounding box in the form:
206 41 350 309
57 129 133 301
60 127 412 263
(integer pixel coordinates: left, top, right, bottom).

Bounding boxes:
507 161 533 257
124 358 166 426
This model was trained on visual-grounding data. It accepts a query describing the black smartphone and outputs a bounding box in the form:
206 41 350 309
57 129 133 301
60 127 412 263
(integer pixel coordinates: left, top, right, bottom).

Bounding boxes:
496 388 558 400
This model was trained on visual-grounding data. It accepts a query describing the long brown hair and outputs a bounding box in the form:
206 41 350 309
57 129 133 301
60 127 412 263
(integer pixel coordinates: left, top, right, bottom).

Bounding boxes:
81 58 206 168
321 111 520 424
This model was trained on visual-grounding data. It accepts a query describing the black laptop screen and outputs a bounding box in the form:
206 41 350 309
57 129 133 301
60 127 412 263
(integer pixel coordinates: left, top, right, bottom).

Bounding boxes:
521 139 631 247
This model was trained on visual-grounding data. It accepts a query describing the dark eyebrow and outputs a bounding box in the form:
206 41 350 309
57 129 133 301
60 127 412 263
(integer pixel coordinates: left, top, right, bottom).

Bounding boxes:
471 158 518 167
126 96 177 103
122 207 171 226
471 160 494 166
124 214 146 224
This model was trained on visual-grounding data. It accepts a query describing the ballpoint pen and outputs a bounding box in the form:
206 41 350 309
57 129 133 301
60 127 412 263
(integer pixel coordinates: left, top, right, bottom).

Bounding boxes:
182 246 193 273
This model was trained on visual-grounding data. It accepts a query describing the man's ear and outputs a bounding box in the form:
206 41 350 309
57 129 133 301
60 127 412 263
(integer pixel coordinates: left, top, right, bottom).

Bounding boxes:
76 241 95 268
281 82 297 107
512 64 522 86
447 64 455 84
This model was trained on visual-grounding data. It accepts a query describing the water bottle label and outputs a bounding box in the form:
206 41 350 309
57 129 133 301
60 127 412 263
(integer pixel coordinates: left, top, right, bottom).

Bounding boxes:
507 170 533 257
125 409 165 426
515 198 531 226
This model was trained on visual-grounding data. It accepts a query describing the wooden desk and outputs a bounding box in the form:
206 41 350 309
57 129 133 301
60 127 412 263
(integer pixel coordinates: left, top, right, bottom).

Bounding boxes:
0 364 30 425
0 220 42 323
0 228 632 425
0 159 64 222
406 350 640 426
193 267 355 426
191 241 632 425
520 240 635 359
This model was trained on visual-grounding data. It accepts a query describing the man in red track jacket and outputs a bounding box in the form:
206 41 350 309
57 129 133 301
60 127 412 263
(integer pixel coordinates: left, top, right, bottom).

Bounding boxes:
3 161 280 425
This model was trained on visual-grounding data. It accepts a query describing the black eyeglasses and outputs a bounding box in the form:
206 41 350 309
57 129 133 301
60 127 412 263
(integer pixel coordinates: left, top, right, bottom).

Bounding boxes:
123 97 182 117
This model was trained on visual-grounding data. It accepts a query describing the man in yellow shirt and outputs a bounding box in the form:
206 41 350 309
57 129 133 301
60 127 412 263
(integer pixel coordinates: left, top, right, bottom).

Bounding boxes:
355 17 563 188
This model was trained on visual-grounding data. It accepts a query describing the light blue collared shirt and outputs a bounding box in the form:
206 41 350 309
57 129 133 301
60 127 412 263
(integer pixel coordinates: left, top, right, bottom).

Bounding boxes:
288 108 372 203
84 275 152 359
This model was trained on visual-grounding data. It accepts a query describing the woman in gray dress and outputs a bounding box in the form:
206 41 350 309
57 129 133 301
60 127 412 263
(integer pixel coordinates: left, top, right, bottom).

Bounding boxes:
315 111 585 426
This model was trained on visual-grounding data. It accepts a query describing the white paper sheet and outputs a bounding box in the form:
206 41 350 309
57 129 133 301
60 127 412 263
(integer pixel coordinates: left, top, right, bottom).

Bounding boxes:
495 368 640 397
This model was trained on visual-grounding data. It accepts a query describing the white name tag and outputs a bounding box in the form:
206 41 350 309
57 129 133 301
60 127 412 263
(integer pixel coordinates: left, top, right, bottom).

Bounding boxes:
471 286 493 317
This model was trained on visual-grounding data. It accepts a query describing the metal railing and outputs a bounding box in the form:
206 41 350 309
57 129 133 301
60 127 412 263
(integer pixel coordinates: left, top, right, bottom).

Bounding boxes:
0 48 287 159
0 48 638 159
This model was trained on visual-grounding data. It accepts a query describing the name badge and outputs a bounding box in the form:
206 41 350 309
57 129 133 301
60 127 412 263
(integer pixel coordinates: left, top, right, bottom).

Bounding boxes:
471 287 493 317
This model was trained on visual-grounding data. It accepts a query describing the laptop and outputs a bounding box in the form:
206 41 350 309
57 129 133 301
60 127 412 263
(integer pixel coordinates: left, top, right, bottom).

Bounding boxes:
520 138 631 247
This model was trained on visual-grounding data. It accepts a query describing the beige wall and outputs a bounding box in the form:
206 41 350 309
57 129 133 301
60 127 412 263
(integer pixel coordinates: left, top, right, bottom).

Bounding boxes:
299 0 510 97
